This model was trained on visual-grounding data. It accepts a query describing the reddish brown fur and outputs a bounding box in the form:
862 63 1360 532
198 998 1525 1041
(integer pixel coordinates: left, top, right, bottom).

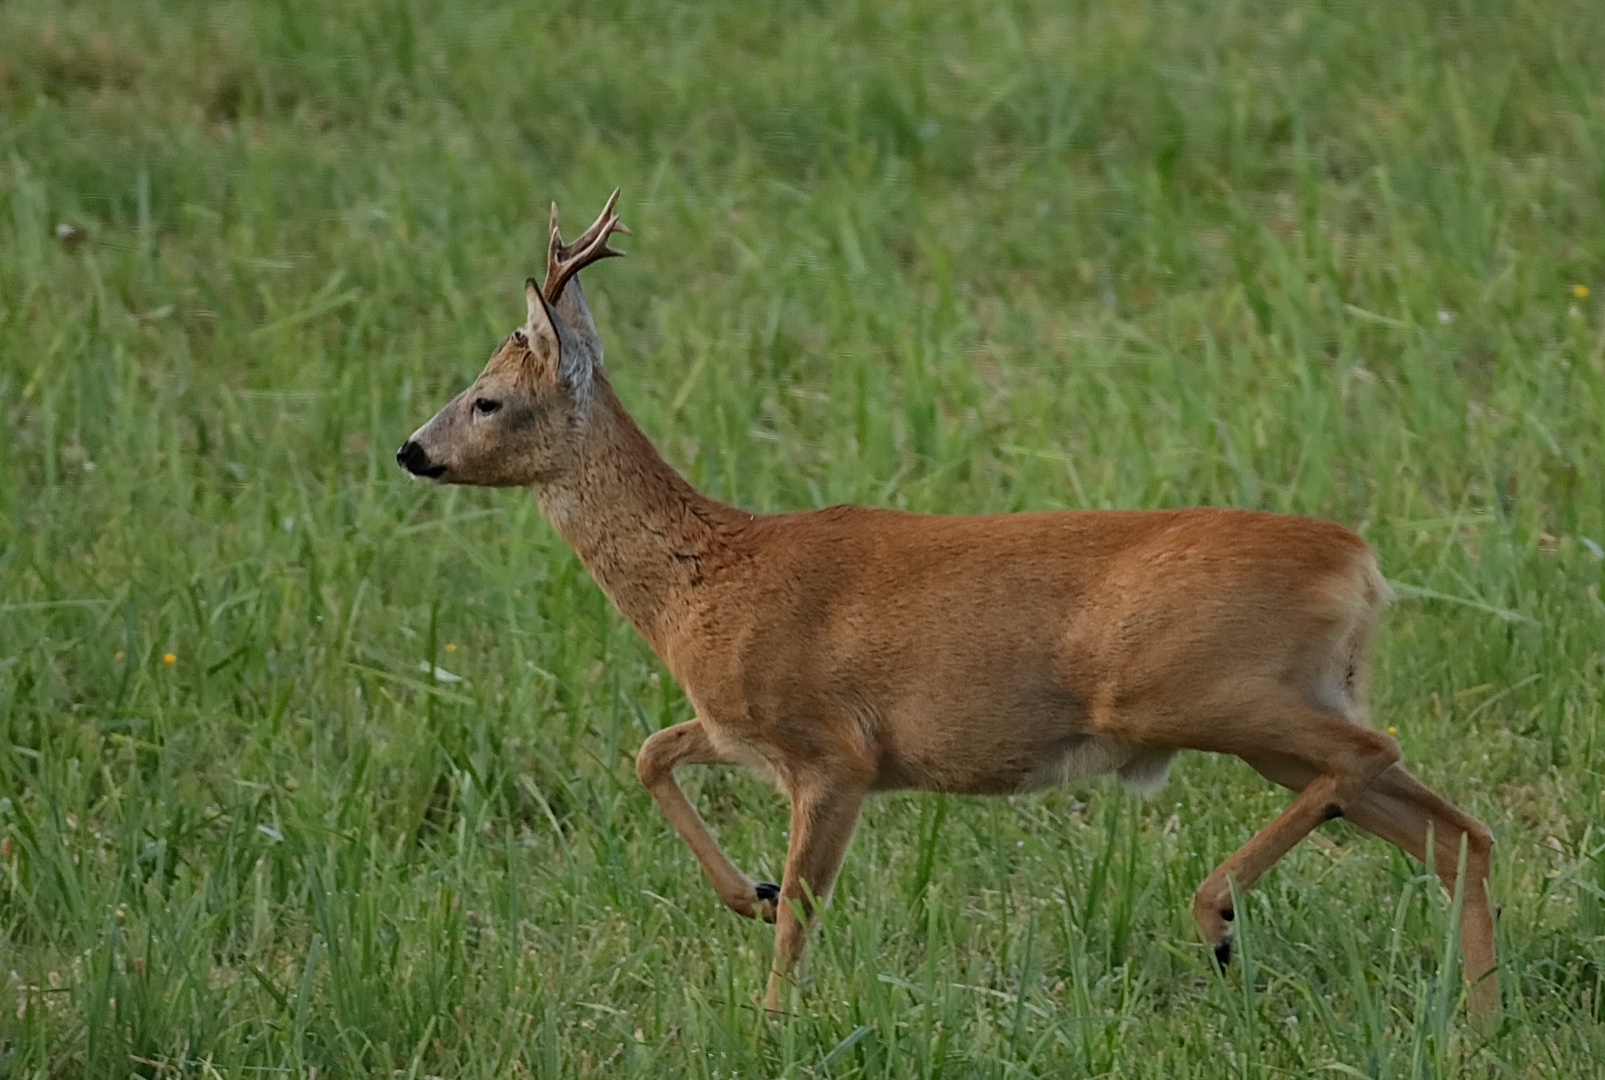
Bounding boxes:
398 194 1498 1018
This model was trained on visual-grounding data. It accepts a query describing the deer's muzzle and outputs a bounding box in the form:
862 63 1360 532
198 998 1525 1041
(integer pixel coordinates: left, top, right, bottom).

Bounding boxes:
396 440 447 479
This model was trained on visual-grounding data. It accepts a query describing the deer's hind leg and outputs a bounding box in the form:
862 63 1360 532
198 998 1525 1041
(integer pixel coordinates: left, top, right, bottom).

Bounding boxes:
1242 755 1497 1017
1343 765 1497 1016
636 719 780 922
1180 696 1400 966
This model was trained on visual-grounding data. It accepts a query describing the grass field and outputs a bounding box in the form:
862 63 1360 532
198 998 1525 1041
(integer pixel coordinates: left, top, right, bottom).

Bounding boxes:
3 0 1605 1075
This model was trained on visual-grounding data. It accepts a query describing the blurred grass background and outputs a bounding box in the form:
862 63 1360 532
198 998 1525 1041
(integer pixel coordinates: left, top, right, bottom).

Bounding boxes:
2 0 1604 1075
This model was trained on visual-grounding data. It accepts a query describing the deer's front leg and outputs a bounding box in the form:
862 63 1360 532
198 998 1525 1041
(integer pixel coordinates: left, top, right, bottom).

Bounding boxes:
636 720 780 921
763 775 870 1013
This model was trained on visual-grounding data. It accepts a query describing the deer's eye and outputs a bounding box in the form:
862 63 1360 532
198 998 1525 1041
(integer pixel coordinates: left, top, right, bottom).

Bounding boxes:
510 328 528 346
473 397 502 416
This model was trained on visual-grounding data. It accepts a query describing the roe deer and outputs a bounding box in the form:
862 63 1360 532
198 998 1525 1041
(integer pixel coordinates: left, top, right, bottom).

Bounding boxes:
397 191 1497 1016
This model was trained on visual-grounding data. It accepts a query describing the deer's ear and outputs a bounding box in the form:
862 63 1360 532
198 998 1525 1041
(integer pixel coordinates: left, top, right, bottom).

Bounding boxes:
526 277 551 333
525 278 593 392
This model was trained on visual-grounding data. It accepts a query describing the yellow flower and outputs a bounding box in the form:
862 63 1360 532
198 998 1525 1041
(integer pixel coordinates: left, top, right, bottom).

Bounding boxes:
1574 283 1591 299
1387 726 1398 735
114 651 125 662
445 643 458 653
162 652 176 665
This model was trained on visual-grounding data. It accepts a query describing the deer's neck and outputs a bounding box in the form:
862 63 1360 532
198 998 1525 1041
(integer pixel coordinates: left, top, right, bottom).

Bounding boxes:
534 381 743 653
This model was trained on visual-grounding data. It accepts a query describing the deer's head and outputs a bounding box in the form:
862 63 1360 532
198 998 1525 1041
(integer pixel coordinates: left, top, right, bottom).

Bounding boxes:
396 192 629 488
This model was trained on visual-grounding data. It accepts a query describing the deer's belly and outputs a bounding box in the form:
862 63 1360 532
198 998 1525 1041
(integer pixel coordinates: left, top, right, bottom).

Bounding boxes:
877 729 1140 796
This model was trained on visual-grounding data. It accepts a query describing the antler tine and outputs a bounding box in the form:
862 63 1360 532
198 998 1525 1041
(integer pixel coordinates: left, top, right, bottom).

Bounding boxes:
542 188 631 303
568 189 632 248
543 201 567 299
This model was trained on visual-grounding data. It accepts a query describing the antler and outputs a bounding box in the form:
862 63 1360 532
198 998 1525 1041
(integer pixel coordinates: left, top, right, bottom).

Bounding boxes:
543 188 630 303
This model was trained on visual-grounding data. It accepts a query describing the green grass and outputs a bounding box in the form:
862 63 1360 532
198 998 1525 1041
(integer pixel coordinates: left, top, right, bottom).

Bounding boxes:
3 0 1604 1074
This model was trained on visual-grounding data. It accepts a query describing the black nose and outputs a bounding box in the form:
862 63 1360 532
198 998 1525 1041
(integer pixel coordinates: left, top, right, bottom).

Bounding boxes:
396 440 444 478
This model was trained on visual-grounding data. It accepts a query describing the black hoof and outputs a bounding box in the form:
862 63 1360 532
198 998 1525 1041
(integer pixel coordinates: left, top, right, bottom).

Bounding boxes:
754 881 780 901
1214 938 1232 969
